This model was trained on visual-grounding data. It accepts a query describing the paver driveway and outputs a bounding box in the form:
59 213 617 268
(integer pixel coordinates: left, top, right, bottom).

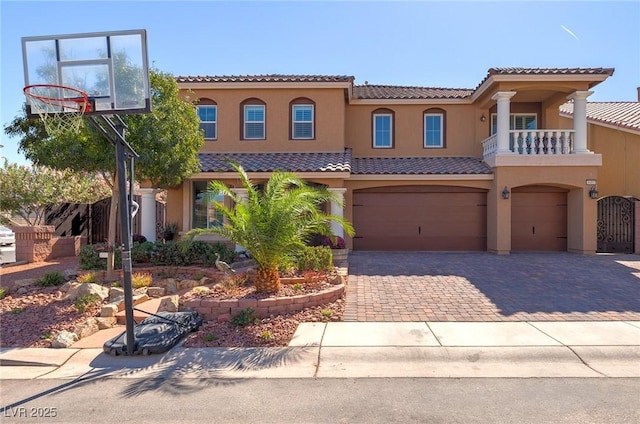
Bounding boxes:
344 252 640 322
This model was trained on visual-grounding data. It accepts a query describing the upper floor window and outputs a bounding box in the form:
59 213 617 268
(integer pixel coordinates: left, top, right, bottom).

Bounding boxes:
491 114 537 134
242 99 266 139
424 109 445 148
292 103 314 139
197 104 217 140
373 109 394 148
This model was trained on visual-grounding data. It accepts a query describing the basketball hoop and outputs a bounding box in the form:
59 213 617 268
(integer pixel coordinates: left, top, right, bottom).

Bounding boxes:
23 84 92 137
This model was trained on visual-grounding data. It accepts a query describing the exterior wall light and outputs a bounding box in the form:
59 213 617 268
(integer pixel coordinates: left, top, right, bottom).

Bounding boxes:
502 186 510 199
589 186 599 199
480 114 486 122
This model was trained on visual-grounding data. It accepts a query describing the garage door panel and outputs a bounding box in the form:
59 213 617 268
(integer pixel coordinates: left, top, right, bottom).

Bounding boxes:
353 190 487 251
511 191 567 251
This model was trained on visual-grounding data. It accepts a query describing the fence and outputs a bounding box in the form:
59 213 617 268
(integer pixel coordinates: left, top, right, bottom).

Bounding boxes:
45 195 166 244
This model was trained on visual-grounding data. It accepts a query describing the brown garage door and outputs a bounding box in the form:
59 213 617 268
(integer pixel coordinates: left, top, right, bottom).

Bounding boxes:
511 187 567 251
353 186 487 251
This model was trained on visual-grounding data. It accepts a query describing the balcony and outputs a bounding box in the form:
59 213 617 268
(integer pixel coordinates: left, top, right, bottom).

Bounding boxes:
482 129 601 168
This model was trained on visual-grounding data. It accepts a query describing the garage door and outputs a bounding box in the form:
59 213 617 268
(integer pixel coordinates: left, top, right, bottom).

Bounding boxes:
353 186 487 251
511 188 567 251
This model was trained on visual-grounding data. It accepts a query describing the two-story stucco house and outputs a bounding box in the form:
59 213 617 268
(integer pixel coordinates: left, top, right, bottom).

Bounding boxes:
155 67 638 254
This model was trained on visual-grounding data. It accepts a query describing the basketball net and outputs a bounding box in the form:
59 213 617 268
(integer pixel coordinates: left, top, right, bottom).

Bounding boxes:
23 84 91 137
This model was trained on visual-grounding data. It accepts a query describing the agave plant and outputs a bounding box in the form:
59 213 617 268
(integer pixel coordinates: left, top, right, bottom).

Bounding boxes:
207 164 354 293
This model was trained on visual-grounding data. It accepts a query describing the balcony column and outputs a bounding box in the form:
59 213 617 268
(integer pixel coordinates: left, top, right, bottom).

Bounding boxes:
491 91 517 154
138 188 158 242
567 91 593 153
328 188 347 238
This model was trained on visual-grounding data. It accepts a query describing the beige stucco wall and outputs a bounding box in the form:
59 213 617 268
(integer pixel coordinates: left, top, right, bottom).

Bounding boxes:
490 166 600 254
184 87 347 153
346 104 488 157
560 116 640 199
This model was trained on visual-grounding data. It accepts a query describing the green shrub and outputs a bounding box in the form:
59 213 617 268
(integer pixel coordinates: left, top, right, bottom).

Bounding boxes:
151 241 184 266
79 244 122 270
131 241 155 264
0 287 6 299
74 294 101 313
295 245 332 272
38 272 65 287
231 307 257 327
180 240 236 266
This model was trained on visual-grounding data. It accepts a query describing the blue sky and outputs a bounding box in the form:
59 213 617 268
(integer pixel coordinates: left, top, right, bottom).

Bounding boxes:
1 0 639 164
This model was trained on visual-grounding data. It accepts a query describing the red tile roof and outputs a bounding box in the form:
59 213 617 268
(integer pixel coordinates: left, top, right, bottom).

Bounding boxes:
177 75 354 83
352 157 492 175
198 150 352 173
559 102 640 133
487 67 615 76
353 85 473 100
198 151 492 176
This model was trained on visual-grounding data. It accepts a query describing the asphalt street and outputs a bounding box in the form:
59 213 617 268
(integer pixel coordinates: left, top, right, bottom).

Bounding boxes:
1 378 639 423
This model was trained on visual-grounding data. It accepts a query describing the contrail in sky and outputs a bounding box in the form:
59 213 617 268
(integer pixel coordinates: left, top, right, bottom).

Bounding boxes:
561 25 580 41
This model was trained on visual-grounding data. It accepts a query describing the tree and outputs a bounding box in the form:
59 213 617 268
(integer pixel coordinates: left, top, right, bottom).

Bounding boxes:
4 69 204 276
206 164 354 293
0 160 111 225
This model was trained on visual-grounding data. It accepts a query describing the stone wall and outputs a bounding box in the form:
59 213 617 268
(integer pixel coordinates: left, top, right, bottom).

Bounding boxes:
11 225 86 263
182 284 344 321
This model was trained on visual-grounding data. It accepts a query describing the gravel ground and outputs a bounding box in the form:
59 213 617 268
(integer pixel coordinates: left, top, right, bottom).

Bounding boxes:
0 285 103 348
0 278 344 348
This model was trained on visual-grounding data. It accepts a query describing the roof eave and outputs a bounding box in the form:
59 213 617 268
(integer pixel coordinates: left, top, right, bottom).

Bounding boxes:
559 110 640 136
349 98 472 105
178 81 353 90
472 73 613 102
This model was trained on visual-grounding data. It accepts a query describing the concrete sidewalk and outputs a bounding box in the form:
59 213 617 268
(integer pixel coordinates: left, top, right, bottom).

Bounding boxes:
1 321 638 380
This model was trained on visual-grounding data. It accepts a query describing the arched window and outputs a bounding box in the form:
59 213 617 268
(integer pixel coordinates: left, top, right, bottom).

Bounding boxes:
423 107 446 148
240 98 266 140
290 97 315 140
197 99 217 140
372 108 394 148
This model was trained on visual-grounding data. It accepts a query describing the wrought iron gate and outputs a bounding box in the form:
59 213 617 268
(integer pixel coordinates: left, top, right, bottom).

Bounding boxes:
597 196 635 253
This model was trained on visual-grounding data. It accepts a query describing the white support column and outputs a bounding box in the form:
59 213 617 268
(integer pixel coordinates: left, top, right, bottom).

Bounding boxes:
138 188 158 242
328 188 347 238
567 91 593 153
492 91 516 154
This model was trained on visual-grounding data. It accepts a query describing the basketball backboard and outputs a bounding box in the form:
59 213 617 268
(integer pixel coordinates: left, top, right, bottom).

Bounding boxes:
22 29 151 116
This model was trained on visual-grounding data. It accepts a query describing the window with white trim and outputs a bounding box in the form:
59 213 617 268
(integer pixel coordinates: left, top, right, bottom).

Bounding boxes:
292 104 314 139
424 113 444 148
244 104 265 139
197 105 217 140
491 114 537 134
373 113 393 148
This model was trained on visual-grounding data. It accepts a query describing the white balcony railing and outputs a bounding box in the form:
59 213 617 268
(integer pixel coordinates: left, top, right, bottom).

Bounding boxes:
482 130 575 159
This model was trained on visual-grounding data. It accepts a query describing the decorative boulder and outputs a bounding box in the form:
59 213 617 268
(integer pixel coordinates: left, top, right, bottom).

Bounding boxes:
51 331 78 348
66 283 109 301
158 295 179 313
74 318 99 339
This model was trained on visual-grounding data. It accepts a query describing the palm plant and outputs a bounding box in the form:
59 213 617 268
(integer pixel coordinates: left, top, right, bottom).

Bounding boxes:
207 164 354 293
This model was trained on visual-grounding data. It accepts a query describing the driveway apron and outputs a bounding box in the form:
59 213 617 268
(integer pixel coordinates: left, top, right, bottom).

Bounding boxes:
344 252 640 322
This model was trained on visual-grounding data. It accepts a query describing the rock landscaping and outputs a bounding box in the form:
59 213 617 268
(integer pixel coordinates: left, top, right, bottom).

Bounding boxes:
0 265 346 348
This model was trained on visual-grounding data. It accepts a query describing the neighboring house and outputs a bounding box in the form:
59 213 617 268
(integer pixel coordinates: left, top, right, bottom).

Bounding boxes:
560 98 640 253
162 67 639 254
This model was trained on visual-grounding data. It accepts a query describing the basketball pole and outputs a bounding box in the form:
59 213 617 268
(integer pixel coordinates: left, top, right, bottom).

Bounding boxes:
89 115 139 355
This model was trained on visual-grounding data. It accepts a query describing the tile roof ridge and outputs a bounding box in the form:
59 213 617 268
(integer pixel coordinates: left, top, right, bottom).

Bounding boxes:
354 83 473 90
